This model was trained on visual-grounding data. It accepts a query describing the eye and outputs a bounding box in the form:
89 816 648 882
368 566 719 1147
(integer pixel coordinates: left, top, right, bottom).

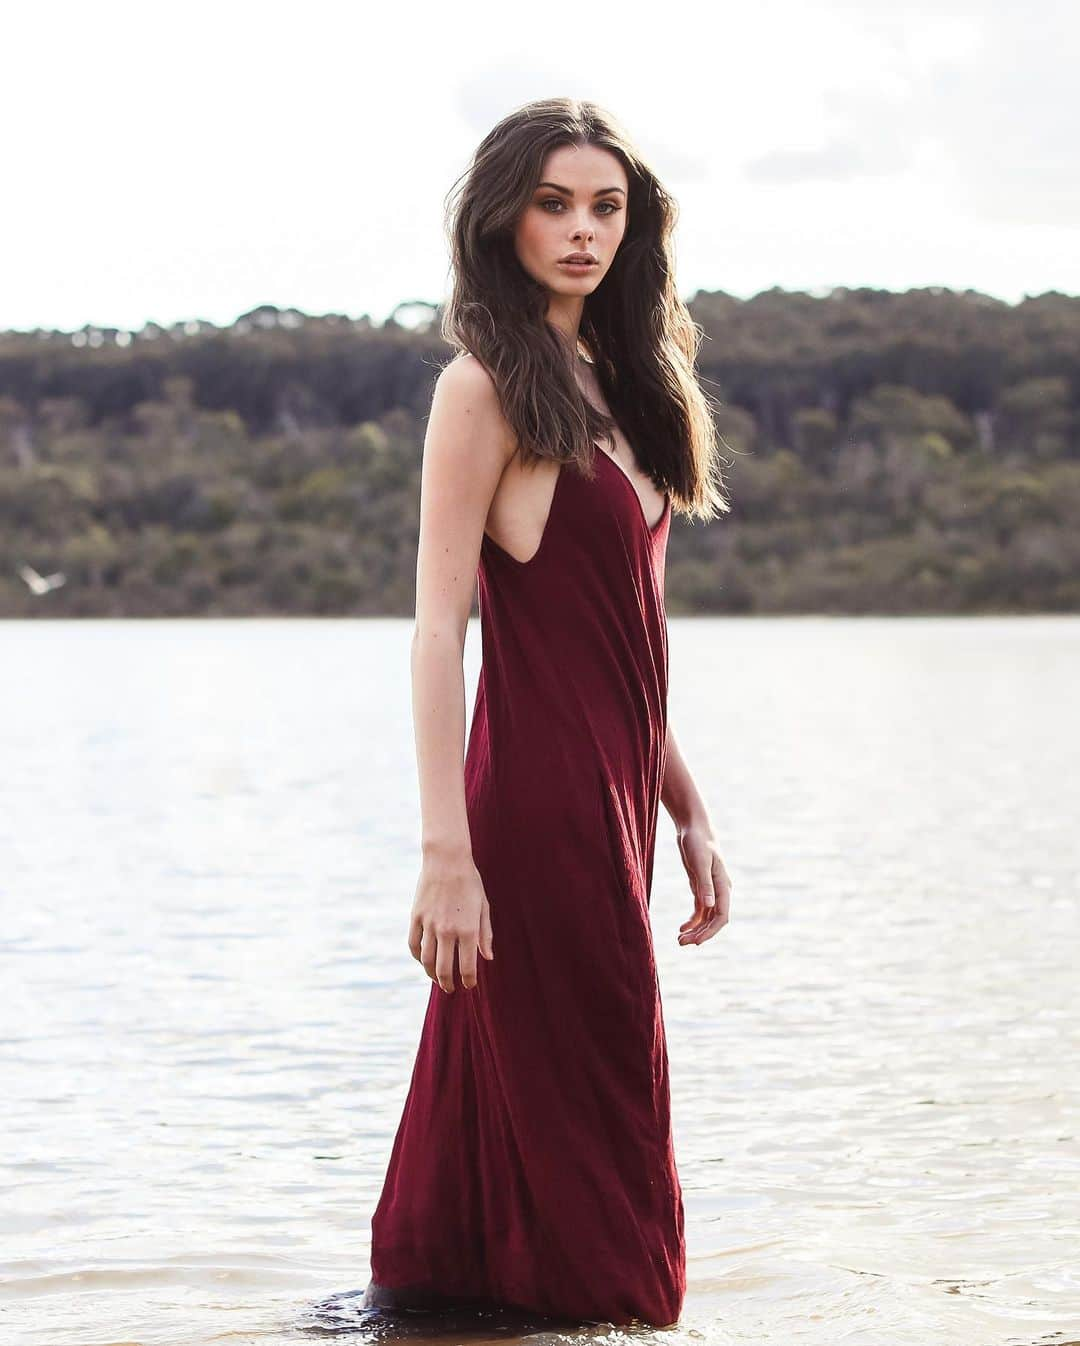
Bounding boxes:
538 198 621 216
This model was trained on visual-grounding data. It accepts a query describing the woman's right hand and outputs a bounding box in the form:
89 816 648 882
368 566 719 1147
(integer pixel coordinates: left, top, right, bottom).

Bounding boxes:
408 847 494 994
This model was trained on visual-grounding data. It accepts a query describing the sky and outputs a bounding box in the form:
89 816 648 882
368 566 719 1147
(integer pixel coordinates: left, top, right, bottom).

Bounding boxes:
4 0 1076 334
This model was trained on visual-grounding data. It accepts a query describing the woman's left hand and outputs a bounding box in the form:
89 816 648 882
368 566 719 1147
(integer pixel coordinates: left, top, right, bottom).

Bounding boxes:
675 819 732 946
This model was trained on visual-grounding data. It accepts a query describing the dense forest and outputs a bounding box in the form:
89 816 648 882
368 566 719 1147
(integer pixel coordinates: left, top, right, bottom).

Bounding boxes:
1 286 1077 617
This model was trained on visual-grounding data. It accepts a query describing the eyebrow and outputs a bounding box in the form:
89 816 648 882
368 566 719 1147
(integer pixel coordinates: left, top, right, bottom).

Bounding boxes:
536 182 626 197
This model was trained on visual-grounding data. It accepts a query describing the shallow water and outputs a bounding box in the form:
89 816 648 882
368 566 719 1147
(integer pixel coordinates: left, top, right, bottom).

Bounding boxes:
1 615 1077 1346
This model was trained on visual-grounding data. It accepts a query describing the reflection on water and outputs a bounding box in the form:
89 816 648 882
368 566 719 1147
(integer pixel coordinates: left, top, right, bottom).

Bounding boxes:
1 616 1077 1346
301 1287 607 1340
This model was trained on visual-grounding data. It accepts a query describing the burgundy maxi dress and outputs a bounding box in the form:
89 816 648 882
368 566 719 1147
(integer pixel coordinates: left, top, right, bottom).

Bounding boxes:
368 444 686 1328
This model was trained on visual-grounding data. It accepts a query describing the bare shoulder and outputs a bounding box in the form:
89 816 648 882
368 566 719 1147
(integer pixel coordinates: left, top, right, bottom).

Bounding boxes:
431 354 517 466
436 351 498 397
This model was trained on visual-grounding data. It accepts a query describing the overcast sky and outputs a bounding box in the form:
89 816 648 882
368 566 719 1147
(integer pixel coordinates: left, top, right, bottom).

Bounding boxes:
5 0 1076 333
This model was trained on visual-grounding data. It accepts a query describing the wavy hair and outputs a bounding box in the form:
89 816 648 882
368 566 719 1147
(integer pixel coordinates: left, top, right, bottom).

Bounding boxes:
440 97 730 520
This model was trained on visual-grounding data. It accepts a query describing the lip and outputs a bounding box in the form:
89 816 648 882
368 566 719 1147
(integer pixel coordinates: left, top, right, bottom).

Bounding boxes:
558 259 598 269
559 252 598 265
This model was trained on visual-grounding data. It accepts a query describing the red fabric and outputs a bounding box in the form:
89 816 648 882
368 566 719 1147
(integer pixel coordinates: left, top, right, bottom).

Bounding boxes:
368 447 685 1328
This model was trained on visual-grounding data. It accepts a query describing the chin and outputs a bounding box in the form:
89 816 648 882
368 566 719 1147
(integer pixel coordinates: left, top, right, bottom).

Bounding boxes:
550 269 603 293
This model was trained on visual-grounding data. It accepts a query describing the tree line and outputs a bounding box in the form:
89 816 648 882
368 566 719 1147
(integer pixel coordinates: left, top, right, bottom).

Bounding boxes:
0 287 1077 617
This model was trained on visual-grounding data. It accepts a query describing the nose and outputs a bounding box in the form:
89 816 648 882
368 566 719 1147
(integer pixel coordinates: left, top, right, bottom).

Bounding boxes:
570 213 594 242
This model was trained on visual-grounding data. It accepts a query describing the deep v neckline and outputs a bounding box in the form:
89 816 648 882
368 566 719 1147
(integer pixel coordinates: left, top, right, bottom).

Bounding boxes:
595 444 670 536
577 357 669 535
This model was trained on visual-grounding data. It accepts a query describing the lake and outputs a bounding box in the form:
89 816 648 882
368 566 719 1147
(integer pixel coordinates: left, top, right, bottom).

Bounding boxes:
1 615 1077 1346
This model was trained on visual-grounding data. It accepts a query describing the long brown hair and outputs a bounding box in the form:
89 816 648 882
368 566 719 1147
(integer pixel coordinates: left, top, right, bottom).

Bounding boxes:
440 96 730 520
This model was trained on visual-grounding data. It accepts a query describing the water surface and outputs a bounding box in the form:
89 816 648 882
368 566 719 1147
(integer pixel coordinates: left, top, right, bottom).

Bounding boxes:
1 616 1077 1346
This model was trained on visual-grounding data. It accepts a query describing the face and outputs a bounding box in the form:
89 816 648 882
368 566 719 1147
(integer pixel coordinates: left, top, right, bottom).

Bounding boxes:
513 142 629 299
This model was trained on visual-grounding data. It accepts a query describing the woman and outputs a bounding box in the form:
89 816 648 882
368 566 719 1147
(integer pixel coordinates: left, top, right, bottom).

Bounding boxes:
363 97 733 1330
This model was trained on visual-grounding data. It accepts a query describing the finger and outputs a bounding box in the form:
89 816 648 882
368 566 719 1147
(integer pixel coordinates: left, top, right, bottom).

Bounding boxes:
435 931 457 993
681 873 714 932
712 859 732 924
458 937 479 990
684 902 731 944
684 917 721 944
678 875 710 933
420 922 438 980
680 916 711 945
679 902 718 943
408 914 424 962
479 901 495 961
678 911 708 942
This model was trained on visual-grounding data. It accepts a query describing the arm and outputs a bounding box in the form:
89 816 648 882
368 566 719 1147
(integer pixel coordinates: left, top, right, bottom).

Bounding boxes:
661 719 733 946
409 356 516 992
